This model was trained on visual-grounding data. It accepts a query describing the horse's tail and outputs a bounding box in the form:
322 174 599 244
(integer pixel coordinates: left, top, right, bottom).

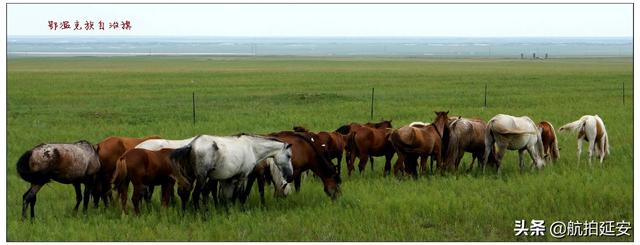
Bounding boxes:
346 130 358 156
111 154 128 186
444 120 464 168
559 117 586 134
545 122 560 161
483 120 496 165
16 150 34 182
170 145 193 188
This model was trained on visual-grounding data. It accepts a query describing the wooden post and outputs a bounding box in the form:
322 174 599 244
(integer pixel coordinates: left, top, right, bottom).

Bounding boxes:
622 82 625 105
192 92 196 125
484 84 487 108
370 88 375 121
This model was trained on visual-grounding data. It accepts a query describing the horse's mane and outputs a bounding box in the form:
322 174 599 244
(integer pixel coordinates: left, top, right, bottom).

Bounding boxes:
270 131 340 182
292 126 309 133
335 125 351 135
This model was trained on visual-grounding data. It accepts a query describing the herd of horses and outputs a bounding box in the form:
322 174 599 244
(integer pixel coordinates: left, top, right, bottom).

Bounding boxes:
16 113 610 220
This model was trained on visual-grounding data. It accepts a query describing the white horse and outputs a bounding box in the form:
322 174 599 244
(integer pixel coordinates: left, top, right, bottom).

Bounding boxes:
266 158 292 197
483 114 545 173
559 115 609 164
170 134 293 210
135 136 197 151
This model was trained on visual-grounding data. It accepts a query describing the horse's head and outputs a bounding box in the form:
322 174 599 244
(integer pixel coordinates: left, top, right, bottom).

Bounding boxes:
322 171 342 201
273 143 294 183
432 111 450 138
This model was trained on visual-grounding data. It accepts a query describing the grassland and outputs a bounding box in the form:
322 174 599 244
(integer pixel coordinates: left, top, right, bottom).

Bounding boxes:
6 56 633 241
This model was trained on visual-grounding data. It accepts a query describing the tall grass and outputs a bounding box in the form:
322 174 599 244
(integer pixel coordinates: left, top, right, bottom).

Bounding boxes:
6 57 633 241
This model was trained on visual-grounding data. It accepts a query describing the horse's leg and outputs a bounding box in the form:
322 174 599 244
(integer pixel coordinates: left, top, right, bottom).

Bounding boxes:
131 184 143 215
257 173 266 207
419 156 428 176
588 138 595 165
92 181 102 208
370 156 374 173
429 156 435 175
494 145 506 175
73 183 82 211
384 152 393 177
144 185 155 204
577 137 583 164
191 179 203 210
163 180 175 209
518 149 525 173
294 171 302 192
178 185 191 212
598 138 606 164
82 181 93 213
467 155 476 173
117 179 129 215
347 149 357 177
22 184 42 221
241 172 257 207
357 154 368 175
392 151 405 177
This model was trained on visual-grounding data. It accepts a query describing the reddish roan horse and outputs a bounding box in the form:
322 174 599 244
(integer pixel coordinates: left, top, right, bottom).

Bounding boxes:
343 120 394 176
390 111 449 178
538 121 560 162
95 135 161 207
293 126 347 175
268 131 341 200
111 148 175 215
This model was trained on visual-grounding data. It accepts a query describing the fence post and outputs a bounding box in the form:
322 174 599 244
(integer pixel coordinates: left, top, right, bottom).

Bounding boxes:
370 88 375 121
484 84 487 108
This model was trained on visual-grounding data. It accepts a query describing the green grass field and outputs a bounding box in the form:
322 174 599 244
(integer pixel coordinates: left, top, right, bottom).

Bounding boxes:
6 56 633 241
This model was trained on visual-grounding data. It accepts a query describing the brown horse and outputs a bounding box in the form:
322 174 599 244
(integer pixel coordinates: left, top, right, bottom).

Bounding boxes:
268 131 341 200
17 140 101 220
293 126 347 175
538 121 560 162
111 148 175 215
344 120 394 176
443 117 497 172
390 111 449 178
95 135 161 207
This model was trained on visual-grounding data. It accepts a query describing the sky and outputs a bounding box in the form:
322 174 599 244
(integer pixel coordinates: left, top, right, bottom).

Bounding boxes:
6 4 633 37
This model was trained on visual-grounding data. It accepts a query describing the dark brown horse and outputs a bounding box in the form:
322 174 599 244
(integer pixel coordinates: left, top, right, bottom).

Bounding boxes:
293 126 347 175
390 111 449 178
95 135 161 207
443 117 497 172
17 140 101 220
111 148 175 215
344 120 394 176
268 131 341 200
538 121 559 162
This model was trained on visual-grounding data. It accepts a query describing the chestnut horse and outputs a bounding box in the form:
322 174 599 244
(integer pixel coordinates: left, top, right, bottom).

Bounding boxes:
293 126 346 175
538 121 560 162
111 148 175 215
390 111 449 178
95 135 161 207
17 140 101 220
268 131 341 200
344 120 394 176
